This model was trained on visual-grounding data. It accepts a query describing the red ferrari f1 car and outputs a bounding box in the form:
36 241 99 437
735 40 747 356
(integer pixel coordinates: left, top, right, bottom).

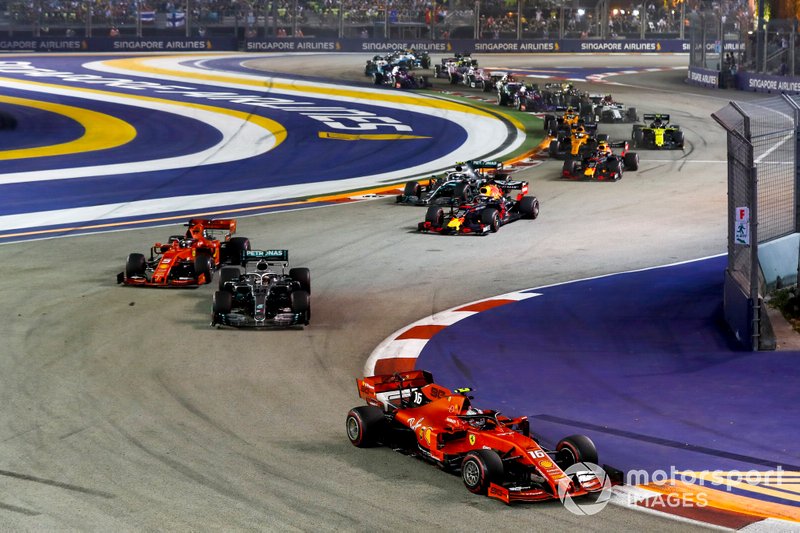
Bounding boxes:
347 371 617 504
117 218 250 287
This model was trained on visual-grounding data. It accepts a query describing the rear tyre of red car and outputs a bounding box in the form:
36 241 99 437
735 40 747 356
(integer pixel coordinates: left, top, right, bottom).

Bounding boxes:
346 406 386 447
556 434 598 468
481 208 500 232
519 196 540 219
125 253 146 279
194 253 214 284
226 237 251 265
289 268 311 293
461 449 504 494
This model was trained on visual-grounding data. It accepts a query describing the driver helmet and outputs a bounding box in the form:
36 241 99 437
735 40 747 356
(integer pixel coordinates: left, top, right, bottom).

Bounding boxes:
466 407 485 428
479 184 502 200
597 141 611 154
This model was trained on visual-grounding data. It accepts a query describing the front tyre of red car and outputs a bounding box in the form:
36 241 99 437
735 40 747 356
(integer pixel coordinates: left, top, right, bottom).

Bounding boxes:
461 449 504 495
194 252 214 284
346 406 386 447
125 253 146 279
556 434 599 468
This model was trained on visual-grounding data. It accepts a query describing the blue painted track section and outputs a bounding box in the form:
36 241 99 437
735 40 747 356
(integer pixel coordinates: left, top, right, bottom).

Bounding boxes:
0 55 468 218
417 255 800 505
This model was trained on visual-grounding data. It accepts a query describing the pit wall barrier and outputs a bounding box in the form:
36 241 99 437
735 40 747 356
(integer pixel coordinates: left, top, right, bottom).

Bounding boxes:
0 36 694 53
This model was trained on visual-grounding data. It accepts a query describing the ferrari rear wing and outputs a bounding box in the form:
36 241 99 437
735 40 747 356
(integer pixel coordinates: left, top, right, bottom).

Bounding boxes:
357 371 434 399
187 218 237 233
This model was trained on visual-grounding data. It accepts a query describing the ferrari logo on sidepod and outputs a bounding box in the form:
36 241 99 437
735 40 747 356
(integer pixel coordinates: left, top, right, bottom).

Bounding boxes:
469 434 476 445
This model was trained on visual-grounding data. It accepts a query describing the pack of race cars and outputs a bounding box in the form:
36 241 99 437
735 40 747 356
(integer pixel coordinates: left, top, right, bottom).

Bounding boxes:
109 52 653 507
117 218 312 328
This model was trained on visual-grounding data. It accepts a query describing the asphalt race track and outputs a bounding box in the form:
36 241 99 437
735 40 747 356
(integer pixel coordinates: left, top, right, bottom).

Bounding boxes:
0 52 777 530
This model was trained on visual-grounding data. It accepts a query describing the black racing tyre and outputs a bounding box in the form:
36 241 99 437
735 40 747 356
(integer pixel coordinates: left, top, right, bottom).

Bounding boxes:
125 253 146 278
481 208 500 232
218 266 242 290
452 181 472 203
482 80 492 92
673 130 685 148
543 114 555 132
627 107 638 122
373 72 383 85
425 205 444 227
608 160 623 180
448 72 457 84
548 139 559 158
403 180 421 198
623 152 639 171
346 406 386 447
596 133 609 142
291 290 310 324
289 267 311 293
225 237 250 265
212 290 232 315
519 196 540 219
579 101 593 118
601 110 613 123
461 449 504 495
633 128 644 148
194 252 214 284
556 434 598 468
434 64 442 77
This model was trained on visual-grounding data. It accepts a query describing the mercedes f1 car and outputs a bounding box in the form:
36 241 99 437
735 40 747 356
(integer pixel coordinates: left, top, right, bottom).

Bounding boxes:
347 371 617 504
631 114 685 150
397 161 507 206
117 219 249 287
211 249 310 328
418 178 539 235
561 139 639 181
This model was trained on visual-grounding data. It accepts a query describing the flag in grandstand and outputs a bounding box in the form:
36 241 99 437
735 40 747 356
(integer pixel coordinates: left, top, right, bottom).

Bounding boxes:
167 11 185 27
140 11 155 23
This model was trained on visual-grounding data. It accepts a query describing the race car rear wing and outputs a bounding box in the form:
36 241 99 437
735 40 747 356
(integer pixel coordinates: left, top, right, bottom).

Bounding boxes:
243 249 288 264
642 113 670 122
186 218 237 233
461 160 504 171
358 371 434 398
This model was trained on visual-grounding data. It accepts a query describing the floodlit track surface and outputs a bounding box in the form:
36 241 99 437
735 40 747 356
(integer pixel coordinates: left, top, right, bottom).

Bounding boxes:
0 53 764 530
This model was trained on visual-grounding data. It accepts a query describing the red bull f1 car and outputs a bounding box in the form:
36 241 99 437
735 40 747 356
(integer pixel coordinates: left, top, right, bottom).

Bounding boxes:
347 371 618 504
117 219 250 287
561 140 639 181
418 178 539 235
